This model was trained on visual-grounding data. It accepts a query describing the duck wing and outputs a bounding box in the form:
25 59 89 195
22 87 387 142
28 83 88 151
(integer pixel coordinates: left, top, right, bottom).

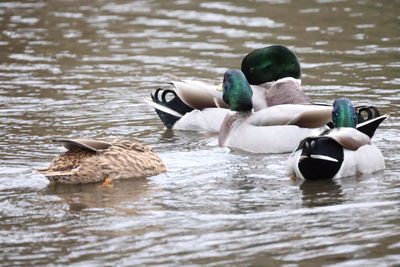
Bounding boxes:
266 77 311 107
287 107 332 128
323 128 371 150
167 74 228 110
249 104 332 127
52 139 113 152
167 75 276 111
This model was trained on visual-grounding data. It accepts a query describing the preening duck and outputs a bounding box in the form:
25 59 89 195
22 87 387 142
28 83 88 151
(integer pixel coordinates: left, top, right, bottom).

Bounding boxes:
145 45 311 131
37 138 166 184
286 98 388 180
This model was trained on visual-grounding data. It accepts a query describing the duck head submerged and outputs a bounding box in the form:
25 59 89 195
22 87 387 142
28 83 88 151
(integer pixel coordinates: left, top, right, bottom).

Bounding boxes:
223 69 253 112
241 45 301 85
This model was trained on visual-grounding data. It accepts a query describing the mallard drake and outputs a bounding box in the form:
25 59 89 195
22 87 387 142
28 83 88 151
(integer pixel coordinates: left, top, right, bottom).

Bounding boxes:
286 98 388 180
37 138 166 184
146 76 313 132
218 69 335 153
145 45 311 130
218 70 385 153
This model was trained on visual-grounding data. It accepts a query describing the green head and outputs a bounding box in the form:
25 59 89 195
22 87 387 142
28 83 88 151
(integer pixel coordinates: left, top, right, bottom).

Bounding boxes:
223 69 253 112
332 98 357 128
241 45 301 85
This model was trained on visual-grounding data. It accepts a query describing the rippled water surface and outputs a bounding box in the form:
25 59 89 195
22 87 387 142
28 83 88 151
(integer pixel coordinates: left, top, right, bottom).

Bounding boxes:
1 0 400 265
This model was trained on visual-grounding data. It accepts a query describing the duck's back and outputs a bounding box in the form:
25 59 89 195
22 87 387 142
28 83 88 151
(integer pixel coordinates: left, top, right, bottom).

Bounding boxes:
76 141 166 183
39 139 166 184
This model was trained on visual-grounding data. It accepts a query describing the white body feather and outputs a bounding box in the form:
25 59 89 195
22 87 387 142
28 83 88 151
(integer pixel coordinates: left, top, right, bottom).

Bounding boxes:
218 109 330 154
224 124 317 154
173 108 229 132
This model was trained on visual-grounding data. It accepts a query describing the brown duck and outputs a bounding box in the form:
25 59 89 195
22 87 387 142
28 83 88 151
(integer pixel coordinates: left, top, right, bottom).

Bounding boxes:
38 138 166 184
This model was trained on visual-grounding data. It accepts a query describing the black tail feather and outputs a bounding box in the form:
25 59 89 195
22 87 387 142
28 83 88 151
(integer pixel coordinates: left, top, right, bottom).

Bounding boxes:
355 105 387 138
357 105 380 123
357 114 388 139
151 88 194 129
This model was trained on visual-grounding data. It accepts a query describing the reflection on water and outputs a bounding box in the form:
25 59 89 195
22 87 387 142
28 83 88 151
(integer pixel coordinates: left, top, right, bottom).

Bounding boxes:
300 179 345 207
44 179 158 214
1 0 400 265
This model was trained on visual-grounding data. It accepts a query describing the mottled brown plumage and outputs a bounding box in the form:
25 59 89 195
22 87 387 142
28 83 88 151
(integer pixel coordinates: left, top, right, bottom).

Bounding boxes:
38 138 166 184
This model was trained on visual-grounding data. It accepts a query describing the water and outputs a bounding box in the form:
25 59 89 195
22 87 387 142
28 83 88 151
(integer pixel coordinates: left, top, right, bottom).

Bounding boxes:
1 0 399 265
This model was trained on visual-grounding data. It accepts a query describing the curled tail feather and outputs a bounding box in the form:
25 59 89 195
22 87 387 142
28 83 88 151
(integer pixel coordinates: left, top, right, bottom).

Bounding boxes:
147 88 193 129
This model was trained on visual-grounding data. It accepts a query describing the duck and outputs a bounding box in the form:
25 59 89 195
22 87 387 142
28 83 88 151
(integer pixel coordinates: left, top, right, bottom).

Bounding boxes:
145 45 381 133
286 98 388 180
218 69 336 153
145 45 312 131
37 138 166 184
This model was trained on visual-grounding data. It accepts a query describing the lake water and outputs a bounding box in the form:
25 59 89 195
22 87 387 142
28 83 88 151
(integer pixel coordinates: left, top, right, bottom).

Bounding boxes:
1 0 399 266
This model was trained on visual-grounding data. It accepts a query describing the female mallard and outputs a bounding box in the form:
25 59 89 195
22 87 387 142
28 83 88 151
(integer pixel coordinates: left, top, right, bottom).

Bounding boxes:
145 45 311 131
37 138 166 184
286 98 388 180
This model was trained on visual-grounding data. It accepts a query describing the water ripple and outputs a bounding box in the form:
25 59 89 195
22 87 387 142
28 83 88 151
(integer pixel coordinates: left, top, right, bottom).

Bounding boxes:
0 0 399 266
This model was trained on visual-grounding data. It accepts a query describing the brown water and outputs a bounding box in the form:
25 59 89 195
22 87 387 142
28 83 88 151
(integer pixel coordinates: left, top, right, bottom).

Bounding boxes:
1 0 400 266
